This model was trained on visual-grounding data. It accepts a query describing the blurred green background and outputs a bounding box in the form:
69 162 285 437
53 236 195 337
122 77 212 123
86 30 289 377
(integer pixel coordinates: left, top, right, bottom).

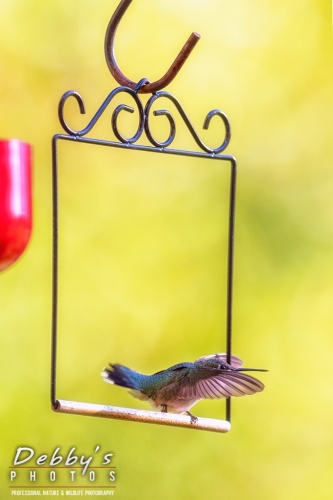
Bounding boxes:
1 0 333 498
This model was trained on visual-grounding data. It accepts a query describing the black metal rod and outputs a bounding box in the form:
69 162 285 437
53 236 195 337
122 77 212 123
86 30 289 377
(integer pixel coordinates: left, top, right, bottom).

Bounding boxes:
52 133 235 163
51 135 59 409
225 158 237 423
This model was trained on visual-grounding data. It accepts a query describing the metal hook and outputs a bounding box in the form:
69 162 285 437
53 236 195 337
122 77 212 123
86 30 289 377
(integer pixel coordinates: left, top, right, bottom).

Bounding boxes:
105 0 201 94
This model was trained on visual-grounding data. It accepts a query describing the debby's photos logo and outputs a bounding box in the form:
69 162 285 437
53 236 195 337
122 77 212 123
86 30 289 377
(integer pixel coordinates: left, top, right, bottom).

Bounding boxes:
9 445 116 496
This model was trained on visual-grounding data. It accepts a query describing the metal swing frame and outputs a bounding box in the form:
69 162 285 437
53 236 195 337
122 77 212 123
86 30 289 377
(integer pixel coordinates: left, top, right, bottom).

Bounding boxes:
51 0 237 434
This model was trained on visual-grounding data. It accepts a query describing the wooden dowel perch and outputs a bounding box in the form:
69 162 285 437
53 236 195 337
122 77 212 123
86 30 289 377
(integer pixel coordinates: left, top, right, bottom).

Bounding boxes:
53 400 231 434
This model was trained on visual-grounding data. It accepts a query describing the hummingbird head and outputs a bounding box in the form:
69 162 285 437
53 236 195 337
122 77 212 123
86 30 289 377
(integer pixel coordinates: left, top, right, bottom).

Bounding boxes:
216 362 267 373
196 354 238 370
197 354 268 373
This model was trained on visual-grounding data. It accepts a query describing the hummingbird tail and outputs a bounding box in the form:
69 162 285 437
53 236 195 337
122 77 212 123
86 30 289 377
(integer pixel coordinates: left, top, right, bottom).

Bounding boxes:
101 363 142 390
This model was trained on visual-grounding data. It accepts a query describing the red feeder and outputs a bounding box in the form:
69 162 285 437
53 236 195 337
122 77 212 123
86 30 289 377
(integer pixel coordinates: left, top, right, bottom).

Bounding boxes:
0 139 32 272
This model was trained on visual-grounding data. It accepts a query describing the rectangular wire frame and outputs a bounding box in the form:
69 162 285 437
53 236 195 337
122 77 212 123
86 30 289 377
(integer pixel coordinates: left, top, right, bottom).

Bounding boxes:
51 88 237 433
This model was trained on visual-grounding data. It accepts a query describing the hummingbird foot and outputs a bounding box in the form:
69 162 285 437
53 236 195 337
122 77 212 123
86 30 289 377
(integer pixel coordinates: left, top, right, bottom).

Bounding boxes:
161 404 168 413
185 411 198 424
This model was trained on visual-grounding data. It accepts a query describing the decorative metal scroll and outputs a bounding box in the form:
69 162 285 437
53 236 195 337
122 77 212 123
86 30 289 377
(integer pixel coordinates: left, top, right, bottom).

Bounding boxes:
57 83 232 154
51 83 237 433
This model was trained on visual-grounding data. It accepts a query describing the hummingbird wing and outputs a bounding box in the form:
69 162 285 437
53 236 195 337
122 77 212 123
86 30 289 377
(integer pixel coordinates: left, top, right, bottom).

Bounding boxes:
177 371 264 399
195 353 243 369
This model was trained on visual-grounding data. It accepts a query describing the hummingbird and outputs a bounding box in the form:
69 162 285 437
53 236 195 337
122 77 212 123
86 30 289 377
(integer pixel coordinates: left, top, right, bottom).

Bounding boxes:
101 353 267 422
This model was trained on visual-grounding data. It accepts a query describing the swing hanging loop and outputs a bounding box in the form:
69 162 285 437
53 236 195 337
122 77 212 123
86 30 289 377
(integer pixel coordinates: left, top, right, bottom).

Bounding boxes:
104 0 201 94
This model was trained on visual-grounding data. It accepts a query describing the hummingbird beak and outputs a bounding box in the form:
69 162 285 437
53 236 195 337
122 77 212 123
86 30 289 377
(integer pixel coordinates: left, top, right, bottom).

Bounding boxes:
234 368 268 372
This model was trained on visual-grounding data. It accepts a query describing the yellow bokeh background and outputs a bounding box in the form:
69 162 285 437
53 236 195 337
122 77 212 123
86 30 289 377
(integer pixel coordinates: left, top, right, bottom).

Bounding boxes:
1 0 333 498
